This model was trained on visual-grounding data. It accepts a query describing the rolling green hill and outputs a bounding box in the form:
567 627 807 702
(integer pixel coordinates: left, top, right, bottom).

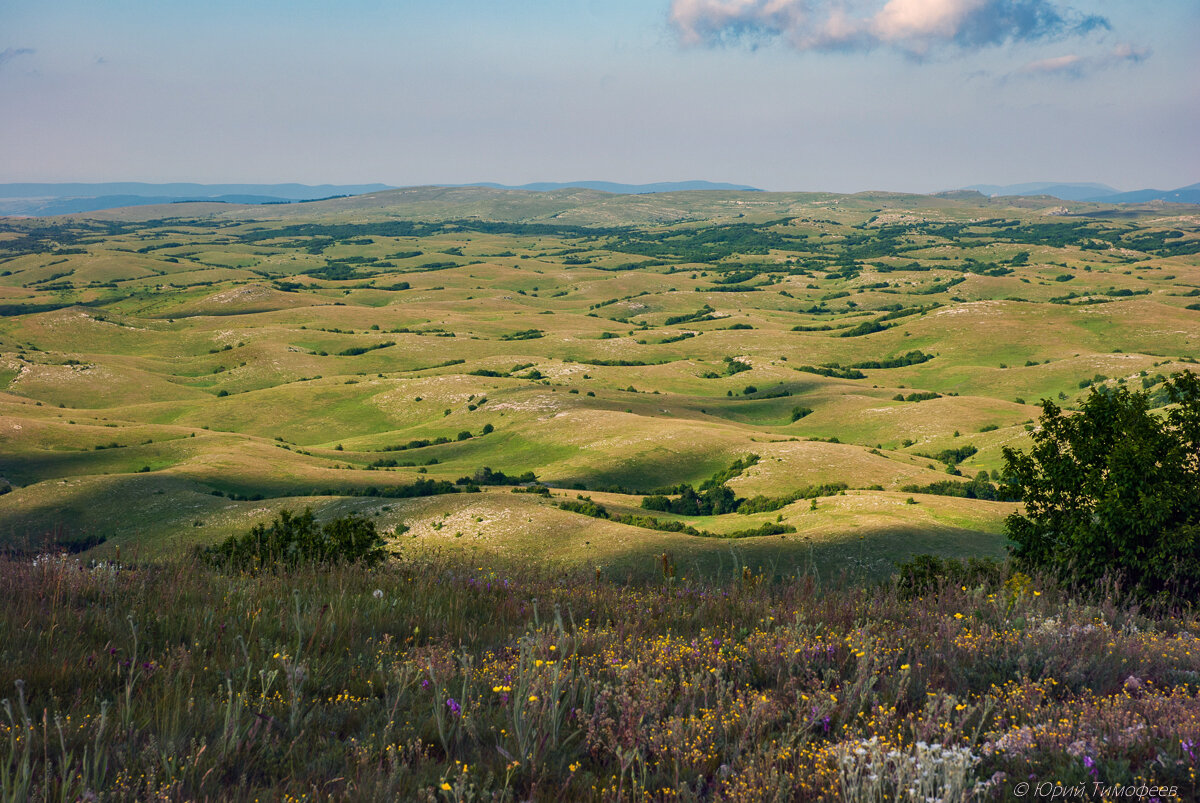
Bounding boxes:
2 187 1198 575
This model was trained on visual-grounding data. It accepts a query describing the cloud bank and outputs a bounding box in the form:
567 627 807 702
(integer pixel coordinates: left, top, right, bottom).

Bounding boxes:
1017 42 1150 77
0 47 35 69
669 0 1109 55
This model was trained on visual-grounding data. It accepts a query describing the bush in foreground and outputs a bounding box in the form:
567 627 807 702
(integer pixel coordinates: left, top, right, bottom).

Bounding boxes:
1002 370 1200 604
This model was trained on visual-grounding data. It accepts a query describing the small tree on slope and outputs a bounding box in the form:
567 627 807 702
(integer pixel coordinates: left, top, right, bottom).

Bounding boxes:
1002 370 1200 604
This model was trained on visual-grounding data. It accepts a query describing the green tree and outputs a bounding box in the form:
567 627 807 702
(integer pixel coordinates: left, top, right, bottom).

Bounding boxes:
198 508 388 571
1001 371 1200 602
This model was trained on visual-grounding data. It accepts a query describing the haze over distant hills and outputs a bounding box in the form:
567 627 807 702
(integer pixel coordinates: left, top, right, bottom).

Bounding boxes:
0 180 761 217
963 181 1200 204
0 183 396 217
963 182 1119 201
0 183 397 200
461 180 761 194
2 179 1198 218
1091 184 1200 204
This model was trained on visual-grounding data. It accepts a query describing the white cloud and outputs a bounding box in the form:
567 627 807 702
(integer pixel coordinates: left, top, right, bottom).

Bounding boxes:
670 0 812 46
1016 43 1149 77
668 0 1110 56
0 47 36 69
1021 53 1082 73
872 0 983 42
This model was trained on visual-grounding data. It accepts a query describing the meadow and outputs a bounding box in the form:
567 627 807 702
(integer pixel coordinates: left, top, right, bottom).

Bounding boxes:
5 550 1200 802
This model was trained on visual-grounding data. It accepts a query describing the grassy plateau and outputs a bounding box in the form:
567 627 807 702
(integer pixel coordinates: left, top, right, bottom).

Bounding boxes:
1 186 1199 799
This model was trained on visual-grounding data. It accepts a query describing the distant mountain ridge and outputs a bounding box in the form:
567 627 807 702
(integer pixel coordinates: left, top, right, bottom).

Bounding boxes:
0 182 395 200
0 183 396 217
963 182 1119 201
1091 183 1200 204
5 179 1195 217
459 181 761 194
961 181 1200 205
0 180 762 216
0 194 331 217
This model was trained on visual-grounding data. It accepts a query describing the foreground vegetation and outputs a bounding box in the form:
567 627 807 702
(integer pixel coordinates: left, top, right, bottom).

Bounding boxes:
3 551 1199 801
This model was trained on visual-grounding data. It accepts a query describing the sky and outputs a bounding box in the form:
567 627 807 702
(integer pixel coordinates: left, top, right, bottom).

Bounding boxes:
1 0 1197 193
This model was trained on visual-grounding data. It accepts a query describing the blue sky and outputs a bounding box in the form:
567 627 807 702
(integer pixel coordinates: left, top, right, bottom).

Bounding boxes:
2 0 1196 192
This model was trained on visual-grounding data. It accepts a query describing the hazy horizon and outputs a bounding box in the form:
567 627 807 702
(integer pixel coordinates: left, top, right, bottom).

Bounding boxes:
3 0 1197 193
5 179 1199 197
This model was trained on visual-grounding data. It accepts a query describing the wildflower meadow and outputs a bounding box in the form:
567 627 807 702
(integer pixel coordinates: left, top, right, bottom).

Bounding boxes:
2 551 1199 801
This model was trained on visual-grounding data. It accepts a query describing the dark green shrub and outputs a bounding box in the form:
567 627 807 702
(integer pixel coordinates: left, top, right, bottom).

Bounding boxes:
198 508 388 571
558 496 609 518
1002 370 1200 603
920 445 977 466
456 467 537 486
641 484 738 516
